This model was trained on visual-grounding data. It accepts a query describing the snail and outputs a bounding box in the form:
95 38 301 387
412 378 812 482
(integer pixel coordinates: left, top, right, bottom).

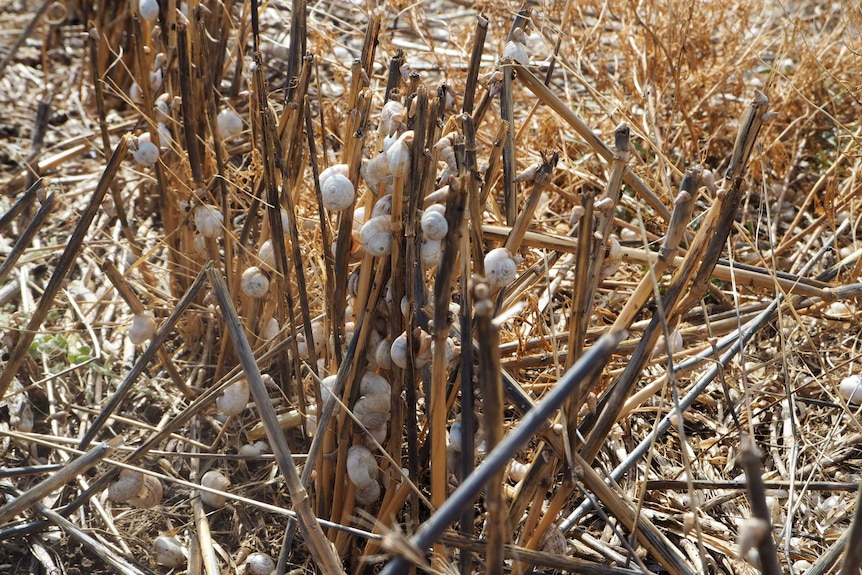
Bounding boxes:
386 131 414 178
138 0 160 23
193 205 223 238
245 552 276 575
420 207 448 241
346 444 381 505
108 468 163 508
296 320 325 360
132 133 160 166
320 171 355 212
153 535 186 567
359 215 392 257
653 329 684 358
503 27 529 65
390 329 432 369
156 122 172 150
128 311 156 345
371 194 393 217
216 379 249 416
378 100 405 137
375 338 393 370
484 247 517 291
262 317 279 340
154 94 171 124
241 266 270 298
361 152 393 193
319 374 339 409
199 470 230 508
839 375 862 404
353 372 391 432
600 235 623 279
257 239 275 269
216 108 243 139
421 238 442 268
433 133 458 172
239 440 270 457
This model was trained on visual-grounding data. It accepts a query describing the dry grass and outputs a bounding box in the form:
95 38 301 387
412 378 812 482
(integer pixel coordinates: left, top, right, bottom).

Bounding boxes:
1 0 861 573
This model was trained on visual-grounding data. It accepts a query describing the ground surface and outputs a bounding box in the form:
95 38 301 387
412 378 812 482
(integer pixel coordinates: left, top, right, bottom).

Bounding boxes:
0 0 861 574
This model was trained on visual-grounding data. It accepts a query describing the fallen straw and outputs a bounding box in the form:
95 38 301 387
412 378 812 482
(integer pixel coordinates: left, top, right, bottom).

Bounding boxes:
0 440 117 525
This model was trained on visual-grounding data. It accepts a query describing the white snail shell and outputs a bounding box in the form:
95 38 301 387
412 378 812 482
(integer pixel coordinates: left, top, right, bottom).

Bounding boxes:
484 247 517 291
390 332 409 369
421 209 448 241
359 215 392 257
433 134 457 171
245 552 276 575
199 470 230 508
653 329 684 358
320 172 355 212
127 474 163 508
296 320 325 360
347 444 380 504
128 311 157 345
217 379 249 416
360 371 390 397
108 469 162 508
421 239 442 268
216 108 243 139
506 459 529 483
355 481 381 505
600 235 623 279
354 393 391 431
241 266 270 298
138 0 160 23
108 469 144 503
503 27 529 65
372 194 393 217
839 375 862 404
239 443 262 457
263 317 279 340
375 339 393 370
153 536 186 567
155 94 171 123
258 239 275 269
156 122 172 149
133 138 160 166
448 419 462 452
361 153 393 192
318 163 349 186
378 100 405 137
353 206 366 229
319 375 338 408
386 131 413 178
354 372 391 431
194 205 223 238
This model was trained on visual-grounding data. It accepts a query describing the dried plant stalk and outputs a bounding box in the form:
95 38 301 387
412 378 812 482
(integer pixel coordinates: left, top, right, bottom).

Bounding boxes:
207 268 345 574
513 64 671 222
739 437 781 575
430 172 468 567
378 330 625 574
474 281 505 574
581 91 768 464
